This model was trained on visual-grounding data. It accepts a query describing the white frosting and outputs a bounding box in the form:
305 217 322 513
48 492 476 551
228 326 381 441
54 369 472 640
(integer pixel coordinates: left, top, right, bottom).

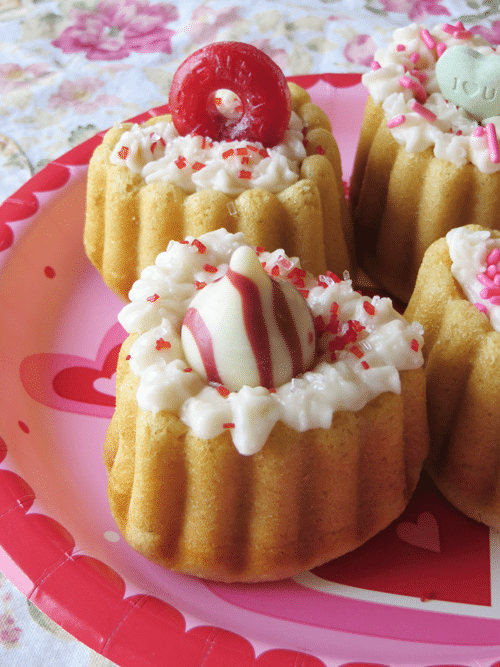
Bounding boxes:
118 229 424 456
446 226 500 330
109 111 306 195
363 23 500 172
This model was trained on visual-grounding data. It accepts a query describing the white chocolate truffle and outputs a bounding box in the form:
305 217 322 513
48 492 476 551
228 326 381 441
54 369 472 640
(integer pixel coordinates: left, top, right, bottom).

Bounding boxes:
181 245 316 391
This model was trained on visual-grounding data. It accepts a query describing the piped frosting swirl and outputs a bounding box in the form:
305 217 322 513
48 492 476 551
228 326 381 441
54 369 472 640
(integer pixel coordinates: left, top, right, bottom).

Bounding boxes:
118 229 424 455
363 22 500 172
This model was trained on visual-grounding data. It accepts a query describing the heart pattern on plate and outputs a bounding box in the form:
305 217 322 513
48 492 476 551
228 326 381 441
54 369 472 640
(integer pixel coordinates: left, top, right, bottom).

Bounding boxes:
19 322 127 418
395 511 441 553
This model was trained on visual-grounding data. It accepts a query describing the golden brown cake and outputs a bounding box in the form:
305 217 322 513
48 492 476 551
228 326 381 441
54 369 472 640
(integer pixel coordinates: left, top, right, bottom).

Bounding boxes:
85 78 352 303
405 224 500 529
104 230 428 582
350 23 500 303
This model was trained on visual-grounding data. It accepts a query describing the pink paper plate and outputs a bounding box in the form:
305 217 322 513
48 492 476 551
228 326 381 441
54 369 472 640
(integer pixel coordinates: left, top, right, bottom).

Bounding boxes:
1 74 500 667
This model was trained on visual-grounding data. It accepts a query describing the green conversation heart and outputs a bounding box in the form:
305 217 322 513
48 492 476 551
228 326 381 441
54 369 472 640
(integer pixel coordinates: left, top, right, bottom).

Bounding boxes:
436 45 500 121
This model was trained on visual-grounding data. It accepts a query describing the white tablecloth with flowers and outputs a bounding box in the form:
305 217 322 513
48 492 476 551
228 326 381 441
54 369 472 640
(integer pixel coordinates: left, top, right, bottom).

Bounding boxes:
0 0 498 664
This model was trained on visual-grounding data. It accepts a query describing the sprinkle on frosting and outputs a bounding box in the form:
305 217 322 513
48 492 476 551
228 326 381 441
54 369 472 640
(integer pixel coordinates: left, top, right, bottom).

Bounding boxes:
110 110 307 196
362 23 500 173
117 229 424 456
447 226 500 329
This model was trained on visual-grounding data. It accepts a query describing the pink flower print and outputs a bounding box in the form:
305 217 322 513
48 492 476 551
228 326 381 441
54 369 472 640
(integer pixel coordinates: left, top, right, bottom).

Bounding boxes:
378 0 450 21
52 0 179 61
344 34 377 67
0 613 21 648
183 5 242 44
48 78 121 114
250 39 289 72
470 21 500 45
0 63 51 93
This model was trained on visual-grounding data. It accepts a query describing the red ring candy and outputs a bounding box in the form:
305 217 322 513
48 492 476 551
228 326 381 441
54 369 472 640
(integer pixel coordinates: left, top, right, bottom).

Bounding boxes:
168 41 292 148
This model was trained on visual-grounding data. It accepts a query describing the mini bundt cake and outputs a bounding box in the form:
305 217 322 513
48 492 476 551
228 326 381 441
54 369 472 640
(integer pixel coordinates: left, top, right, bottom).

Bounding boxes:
104 228 429 582
405 224 500 529
350 22 500 302
85 42 352 302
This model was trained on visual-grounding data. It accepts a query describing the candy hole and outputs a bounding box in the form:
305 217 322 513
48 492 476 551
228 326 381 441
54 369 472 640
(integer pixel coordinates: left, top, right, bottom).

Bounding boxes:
212 89 244 121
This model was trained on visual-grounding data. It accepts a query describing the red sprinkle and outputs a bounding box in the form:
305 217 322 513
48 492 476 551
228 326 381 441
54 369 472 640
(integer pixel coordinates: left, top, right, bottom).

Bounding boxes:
194 281 207 290
192 161 206 171
147 293 160 302
204 263 218 273
316 145 325 155
326 270 341 283
223 423 235 429
155 338 171 351
236 147 248 156
350 345 364 358
363 300 376 315
183 367 193 372
361 360 370 370
256 246 265 254
411 339 420 352
238 169 252 179
217 385 230 397
117 146 129 160
126 354 131 361
222 149 234 159
192 239 207 254
259 149 269 158
44 266 56 279
175 156 187 169
271 265 280 276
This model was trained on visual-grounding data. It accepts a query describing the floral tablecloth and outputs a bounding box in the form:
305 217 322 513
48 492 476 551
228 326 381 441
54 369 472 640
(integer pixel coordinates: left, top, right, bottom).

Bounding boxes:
1 0 500 664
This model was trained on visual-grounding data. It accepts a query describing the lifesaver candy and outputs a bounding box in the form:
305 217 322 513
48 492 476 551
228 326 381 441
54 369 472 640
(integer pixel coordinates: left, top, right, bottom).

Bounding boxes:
168 41 292 148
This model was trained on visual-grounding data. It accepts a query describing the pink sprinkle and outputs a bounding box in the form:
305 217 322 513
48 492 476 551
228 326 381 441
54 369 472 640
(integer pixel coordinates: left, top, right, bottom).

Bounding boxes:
397 44 406 52
441 23 455 34
410 51 420 64
420 29 436 50
486 264 497 278
411 69 428 84
487 248 500 265
494 274 500 286
478 273 495 288
473 126 486 137
411 100 437 123
436 42 447 58
486 123 500 164
474 302 488 313
387 115 406 129
370 61 381 70
454 30 472 40
400 75 427 104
